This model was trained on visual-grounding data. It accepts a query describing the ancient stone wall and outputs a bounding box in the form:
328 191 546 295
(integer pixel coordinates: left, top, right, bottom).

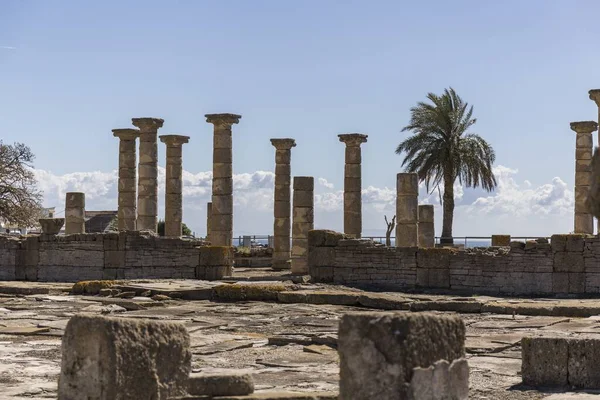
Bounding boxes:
309 230 600 296
0 232 229 282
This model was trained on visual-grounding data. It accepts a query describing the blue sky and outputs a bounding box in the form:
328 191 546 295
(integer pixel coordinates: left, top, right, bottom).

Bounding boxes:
1 1 599 236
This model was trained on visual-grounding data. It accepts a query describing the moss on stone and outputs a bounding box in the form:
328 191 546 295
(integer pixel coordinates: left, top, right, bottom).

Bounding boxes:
71 280 117 295
213 283 288 302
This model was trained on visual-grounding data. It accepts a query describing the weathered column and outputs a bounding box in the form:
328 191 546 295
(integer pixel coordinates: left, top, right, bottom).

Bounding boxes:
112 128 140 231
570 121 597 234
418 204 434 247
206 202 212 242
205 113 241 246
132 117 164 232
338 133 368 238
291 176 314 274
270 138 296 270
65 192 85 234
588 89 600 233
159 135 190 237
396 173 419 247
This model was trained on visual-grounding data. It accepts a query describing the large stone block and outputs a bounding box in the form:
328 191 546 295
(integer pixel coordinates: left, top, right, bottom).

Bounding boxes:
308 230 349 247
522 337 568 387
58 315 191 400
338 312 465 400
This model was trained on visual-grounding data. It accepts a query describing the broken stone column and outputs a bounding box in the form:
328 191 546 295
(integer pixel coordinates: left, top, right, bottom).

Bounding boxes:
396 173 419 247
112 128 140 231
418 205 434 248
206 202 212 242
291 176 314 274
159 135 190 237
570 121 597 234
270 138 296 270
132 117 164 232
339 312 468 400
206 113 241 246
58 314 191 400
338 133 368 238
65 192 85 234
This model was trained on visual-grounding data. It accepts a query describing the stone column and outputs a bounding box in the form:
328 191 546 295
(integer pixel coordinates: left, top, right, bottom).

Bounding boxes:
338 133 368 238
291 176 314 274
205 113 241 246
589 89 600 233
270 138 296 270
396 173 419 247
65 192 85 234
112 128 140 231
132 117 164 232
206 202 212 242
570 121 597 234
159 135 190 237
418 204 434 247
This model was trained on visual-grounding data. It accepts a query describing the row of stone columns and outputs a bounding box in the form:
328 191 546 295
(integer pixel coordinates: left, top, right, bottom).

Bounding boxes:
113 118 190 237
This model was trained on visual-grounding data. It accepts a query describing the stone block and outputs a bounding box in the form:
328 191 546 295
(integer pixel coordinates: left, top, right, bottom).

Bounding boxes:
204 265 233 280
408 359 469 400
274 201 291 218
491 235 511 246
344 177 362 192
396 223 418 247
58 315 191 400
187 372 254 396
213 178 233 196
554 252 584 272
213 162 233 179
344 163 361 178
308 230 347 247
293 207 314 223
397 173 419 195
338 312 465 400
569 272 585 293
293 190 313 208
213 148 232 164
521 337 568 387
199 246 233 266
293 176 314 191
568 338 600 388
396 196 418 223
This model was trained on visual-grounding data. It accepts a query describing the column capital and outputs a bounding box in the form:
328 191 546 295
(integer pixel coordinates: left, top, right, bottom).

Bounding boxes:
159 135 190 147
205 113 241 126
270 138 296 150
132 117 164 132
339 133 368 146
589 89 600 106
570 121 598 134
112 128 140 141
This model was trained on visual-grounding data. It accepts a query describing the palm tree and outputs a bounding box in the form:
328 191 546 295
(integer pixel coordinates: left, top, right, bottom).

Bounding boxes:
396 88 497 245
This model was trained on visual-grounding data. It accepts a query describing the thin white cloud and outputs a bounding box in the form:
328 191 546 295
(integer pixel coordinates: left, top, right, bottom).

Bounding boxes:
0 46 16 50
318 177 334 189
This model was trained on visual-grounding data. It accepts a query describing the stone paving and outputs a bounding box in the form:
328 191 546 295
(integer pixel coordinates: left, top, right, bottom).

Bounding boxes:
3 279 600 399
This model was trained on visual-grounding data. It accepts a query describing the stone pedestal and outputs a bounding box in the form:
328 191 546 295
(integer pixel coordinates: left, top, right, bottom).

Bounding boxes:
338 133 368 238
396 173 419 247
112 128 140 231
291 176 314 274
206 202 212 242
159 135 190 237
132 117 164 232
418 205 434 248
570 121 597 234
270 138 296 270
65 192 85 234
206 113 241 246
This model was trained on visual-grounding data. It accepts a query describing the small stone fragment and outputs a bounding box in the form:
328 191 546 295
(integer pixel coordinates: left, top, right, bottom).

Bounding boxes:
187 372 254 396
152 294 172 301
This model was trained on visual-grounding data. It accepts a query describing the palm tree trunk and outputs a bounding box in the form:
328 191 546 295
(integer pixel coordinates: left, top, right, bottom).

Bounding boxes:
440 174 454 245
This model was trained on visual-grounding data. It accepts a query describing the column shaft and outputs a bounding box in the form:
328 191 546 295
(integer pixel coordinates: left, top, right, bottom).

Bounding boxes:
206 202 212 242
588 90 600 233
396 173 419 247
271 139 296 270
133 118 164 232
292 177 314 274
206 113 241 246
418 205 435 248
571 121 597 234
160 135 189 237
113 128 139 231
65 192 85 234
339 134 368 238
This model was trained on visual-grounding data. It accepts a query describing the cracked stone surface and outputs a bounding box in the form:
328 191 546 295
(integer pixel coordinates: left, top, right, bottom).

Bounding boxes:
2 280 600 399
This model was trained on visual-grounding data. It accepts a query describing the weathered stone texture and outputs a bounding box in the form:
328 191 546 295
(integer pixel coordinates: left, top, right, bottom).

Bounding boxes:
571 121 597 234
187 372 254 396
271 139 296 270
160 135 190 237
113 128 140 231
58 314 191 400
418 204 434 248
396 173 419 247
338 312 466 400
65 192 85 234
292 176 314 274
339 134 367 238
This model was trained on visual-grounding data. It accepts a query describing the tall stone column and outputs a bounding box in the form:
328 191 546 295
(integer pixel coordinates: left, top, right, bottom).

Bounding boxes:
291 176 314 274
159 135 190 237
65 192 85 234
396 173 419 247
206 202 212 242
338 133 368 238
418 204 435 247
588 89 600 233
571 121 597 234
270 139 296 270
205 113 241 246
112 128 140 231
132 117 164 232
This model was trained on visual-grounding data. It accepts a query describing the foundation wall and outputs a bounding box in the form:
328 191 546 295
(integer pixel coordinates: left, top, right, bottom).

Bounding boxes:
0 232 230 282
309 230 600 296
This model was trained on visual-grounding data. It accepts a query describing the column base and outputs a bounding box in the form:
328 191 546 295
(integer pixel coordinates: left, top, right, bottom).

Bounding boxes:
272 259 291 271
